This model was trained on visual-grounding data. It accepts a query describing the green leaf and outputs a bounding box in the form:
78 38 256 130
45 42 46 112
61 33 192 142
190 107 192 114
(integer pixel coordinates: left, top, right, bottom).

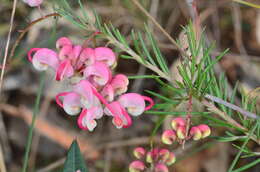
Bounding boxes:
63 140 88 172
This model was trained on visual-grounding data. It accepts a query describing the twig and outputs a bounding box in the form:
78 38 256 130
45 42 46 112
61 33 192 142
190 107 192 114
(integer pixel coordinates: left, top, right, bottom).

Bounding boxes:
0 143 6 172
205 94 259 119
9 13 60 63
0 0 17 95
202 100 260 144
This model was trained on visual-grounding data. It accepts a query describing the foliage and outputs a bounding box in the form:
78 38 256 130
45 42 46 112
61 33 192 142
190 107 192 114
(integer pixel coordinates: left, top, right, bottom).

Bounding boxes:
63 140 88 172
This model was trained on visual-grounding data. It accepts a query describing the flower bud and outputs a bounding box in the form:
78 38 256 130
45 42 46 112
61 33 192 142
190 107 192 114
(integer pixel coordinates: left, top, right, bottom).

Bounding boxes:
176 126 186 140
155 163 169 172
161 130 176 145
146 151 153 164
197 124 211 138
158 149 170 162
189 126 202 140
146 148 159 163
133 147 146 159
129 160 146 172
171 117 186 130
166 152 176 166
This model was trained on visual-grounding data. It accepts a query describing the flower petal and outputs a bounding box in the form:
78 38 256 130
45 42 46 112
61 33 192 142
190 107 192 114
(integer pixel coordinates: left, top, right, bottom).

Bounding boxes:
59 45 73 60
104 101 128 128
77 107 103 131
71 45 82 62
56 37 72 50
110 74 129 96
83 62 111 86
91 87 132 128
118 93 145 116
94 47 116 66
101 84 114 102
78 48 95 66
55 59 74 81
29 48 59 71
56 92 82 115
73 80 95 108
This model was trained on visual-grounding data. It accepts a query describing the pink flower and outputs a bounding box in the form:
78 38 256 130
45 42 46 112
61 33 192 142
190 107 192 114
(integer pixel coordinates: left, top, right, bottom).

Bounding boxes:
55 59 74 81
73 80 96 108
110 74 129 96
77 107 103 131
29 36 155 131
83 62 112 86
118 93 153 116
78 48 95 67
28 48 59 71
71 45 82 64
101 84 114 102
56 92 82 115
94 47 116 67
23 0 43 7
104 101 132 128
56 37 72 50
100 74 129 102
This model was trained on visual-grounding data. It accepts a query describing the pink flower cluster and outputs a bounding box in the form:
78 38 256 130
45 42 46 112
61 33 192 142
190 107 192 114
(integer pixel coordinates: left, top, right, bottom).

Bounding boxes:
162 117 211 144
129 147 176 172
28 37 154 131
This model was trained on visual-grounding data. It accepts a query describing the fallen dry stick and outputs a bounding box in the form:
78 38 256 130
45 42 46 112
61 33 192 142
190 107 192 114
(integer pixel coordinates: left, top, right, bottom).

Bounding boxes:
0 104 99 159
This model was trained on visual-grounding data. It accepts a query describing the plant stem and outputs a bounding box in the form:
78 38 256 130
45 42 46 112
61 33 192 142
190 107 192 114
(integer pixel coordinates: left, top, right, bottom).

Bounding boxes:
22 72 46 172
185 93 193 138
0 0 17 95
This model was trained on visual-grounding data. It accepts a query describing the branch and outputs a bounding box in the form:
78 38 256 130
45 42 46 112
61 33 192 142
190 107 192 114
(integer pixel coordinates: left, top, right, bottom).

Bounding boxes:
205 94 259 119
0 0 17 95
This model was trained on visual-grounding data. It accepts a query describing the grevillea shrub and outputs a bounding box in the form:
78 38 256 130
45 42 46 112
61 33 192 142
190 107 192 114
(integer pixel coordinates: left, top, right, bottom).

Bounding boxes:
6 0 259 172
28 37 154 131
